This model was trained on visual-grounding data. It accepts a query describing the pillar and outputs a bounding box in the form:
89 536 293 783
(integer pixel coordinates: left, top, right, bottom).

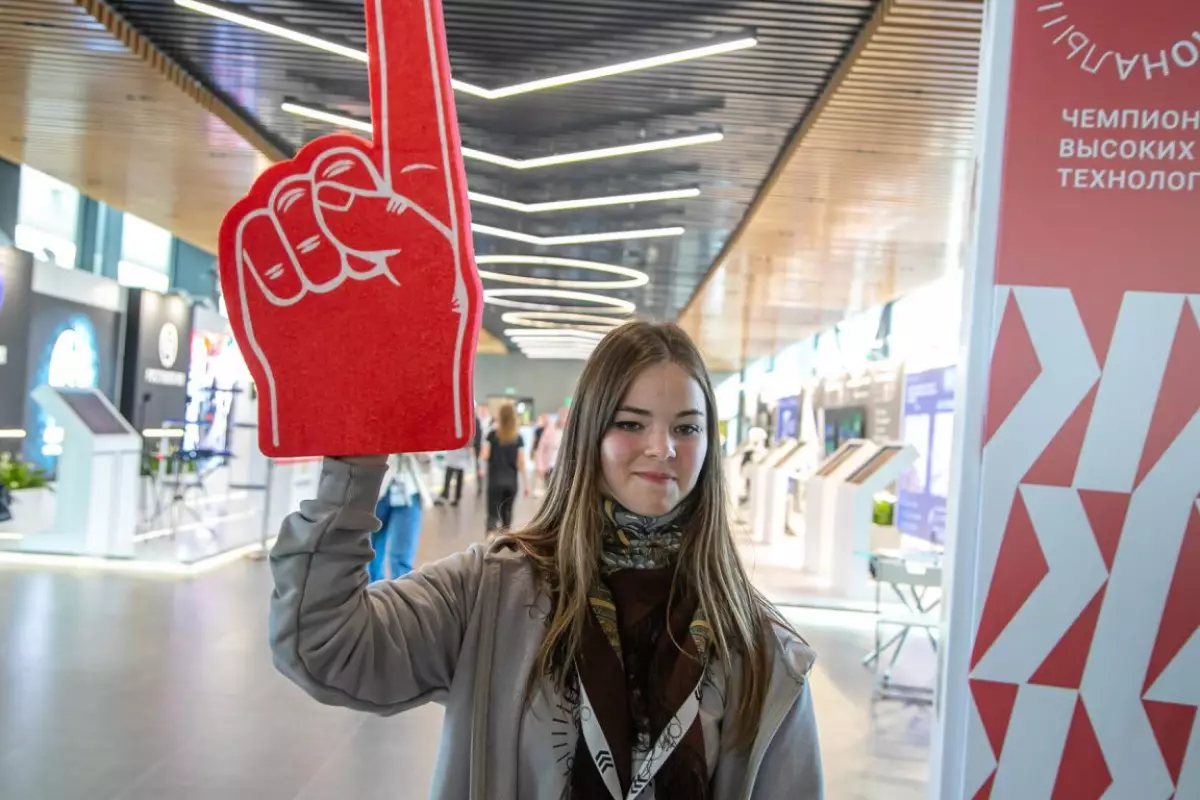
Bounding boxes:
934 1 1200 798
0 158 19 246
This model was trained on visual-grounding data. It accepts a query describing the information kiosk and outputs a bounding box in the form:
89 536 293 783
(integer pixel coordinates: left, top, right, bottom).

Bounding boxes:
747 438 801 542
830 443 920 601
27 386 141 557
803 440 878 581
751 440 818 548
724 427 768 509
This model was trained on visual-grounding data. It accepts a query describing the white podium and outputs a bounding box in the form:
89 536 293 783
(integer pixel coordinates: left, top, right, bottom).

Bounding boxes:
747 439 800 544
803 440 878 582
27 386 141 557
759 442 818 549
830 444 920 601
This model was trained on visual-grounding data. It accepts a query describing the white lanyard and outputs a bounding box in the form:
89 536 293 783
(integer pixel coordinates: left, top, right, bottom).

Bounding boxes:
577 671 704 800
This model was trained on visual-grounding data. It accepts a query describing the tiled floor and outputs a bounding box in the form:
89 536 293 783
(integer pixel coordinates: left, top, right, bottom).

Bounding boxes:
0 476 933 799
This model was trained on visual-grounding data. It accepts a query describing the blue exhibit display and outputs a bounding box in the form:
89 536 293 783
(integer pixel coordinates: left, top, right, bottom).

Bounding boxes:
23 295 121 473
896 366 955 546
775 394 799 442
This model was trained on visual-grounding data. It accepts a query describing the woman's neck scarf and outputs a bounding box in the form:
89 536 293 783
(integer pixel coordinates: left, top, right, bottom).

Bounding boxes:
570 498 713 800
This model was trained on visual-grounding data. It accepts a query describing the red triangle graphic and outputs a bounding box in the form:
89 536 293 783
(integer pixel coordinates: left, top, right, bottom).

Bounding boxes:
1136 306 1200 486
973 771 996 800
970 680 1021 758
1029 584 1107 689
1143 700 1197 786
1078 490 1132 572
972 492 1050 668
1023 384 1099 487
1051 697 1113 800
984 293 1043 446
1072 284 1127 368
1144 501 1200 694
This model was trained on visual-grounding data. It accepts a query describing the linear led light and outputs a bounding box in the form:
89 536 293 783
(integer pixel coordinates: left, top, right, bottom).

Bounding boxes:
0 429 26 439
485 289 635 315
501 311 628 332
282 103 724 169
469 188 699 214
505 328 606 339
478 256 649 290
476 36 758 99
473 223 683 247
178 2 755 99
142 428 185 439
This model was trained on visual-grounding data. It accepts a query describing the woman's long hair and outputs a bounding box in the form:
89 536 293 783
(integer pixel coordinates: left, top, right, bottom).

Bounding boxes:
495 403 520 445
508 321 791 752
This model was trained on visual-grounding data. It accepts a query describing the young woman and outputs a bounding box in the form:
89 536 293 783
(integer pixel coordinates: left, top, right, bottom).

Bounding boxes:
269 322 822 799
368 453 432 581
480 403 528 534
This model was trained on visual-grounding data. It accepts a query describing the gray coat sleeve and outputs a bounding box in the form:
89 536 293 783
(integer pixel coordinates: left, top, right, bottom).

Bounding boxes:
754 680 824 798
268 457 484 714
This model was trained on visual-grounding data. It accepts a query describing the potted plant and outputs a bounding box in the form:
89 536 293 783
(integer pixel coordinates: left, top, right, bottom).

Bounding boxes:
0 452 52 528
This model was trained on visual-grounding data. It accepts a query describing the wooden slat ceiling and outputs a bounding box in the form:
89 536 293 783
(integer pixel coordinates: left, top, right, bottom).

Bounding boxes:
0 0 508 353
100 0 880 342
678 0 981 372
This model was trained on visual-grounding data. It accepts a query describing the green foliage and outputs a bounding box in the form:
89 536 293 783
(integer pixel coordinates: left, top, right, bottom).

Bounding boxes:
0 452 50 491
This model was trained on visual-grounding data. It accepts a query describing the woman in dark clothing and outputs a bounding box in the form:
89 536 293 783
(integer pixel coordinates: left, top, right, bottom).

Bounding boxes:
480 403 527 534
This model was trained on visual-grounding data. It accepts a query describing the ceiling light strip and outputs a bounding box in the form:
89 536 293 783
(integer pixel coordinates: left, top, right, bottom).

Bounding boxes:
501 311 628 332
281 103 723 169
473 224 684 247
484 289 635 315
477 256 649 290
468 188 700 213
483 37 758 98
177 2 754 99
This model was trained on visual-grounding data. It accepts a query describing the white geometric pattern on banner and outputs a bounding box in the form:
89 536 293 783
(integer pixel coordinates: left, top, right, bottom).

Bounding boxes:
1147 626 1200 706
965 695 998 798
1080 404 1200 796
1074 293 1183 493
989 285 1012 357
1177 714 1200 800
972 485 1107 684
972 286 1101 632
1192 295 1200 328
992 684 1075 798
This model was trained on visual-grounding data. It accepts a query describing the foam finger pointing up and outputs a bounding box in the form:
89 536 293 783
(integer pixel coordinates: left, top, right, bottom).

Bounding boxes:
364 0 460 222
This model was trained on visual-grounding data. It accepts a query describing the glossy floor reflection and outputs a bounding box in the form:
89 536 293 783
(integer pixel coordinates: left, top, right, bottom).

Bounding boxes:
0 476 931 799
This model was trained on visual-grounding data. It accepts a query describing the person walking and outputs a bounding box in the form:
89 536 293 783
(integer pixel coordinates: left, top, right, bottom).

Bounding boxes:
269 321 822 798
368 453 433 582
534 409 563 494
480 403 527 535
437 444 469 506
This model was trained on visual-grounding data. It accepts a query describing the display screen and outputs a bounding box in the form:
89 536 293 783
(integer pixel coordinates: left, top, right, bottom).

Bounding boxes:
846 445 904 485
57 389 131 435
775 395 800 442
815 442 863 477
183 330 244 453
823 406 866 455
24 295 120 472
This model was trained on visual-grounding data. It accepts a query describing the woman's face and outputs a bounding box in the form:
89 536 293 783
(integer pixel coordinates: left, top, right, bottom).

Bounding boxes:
600 361 709 517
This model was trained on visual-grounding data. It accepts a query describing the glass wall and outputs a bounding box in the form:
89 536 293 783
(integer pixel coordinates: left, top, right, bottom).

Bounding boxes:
118 213 173 292
15 166 80 269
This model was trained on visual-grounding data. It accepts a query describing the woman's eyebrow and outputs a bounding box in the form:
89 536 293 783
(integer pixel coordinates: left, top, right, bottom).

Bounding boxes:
615 405 703 418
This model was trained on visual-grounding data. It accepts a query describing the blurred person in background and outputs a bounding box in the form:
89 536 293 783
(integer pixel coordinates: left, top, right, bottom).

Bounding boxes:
436 443 470 507
534 408 565 496
268 321 822 798
473 404 489 495
481 403 528 535
369 453 433 581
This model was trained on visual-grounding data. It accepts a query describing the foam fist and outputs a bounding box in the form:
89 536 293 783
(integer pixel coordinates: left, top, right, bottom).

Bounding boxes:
219 0 481 457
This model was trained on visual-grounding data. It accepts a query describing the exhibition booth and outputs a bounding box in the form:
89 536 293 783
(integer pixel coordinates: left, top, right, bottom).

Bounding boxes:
727 274 960 626
0 246 313 575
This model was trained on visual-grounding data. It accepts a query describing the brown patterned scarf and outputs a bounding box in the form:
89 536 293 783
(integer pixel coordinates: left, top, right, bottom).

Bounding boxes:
570 499 713 800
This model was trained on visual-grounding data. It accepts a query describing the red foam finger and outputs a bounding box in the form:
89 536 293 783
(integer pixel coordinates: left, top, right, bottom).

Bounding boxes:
365 0 465 225
269 175 344 287
237 209 305 303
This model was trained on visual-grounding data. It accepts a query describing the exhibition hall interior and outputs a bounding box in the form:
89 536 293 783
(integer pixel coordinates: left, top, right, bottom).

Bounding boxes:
1 0 1197 798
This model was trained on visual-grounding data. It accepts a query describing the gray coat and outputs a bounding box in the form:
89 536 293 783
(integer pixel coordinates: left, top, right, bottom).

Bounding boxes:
268 457 824 799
